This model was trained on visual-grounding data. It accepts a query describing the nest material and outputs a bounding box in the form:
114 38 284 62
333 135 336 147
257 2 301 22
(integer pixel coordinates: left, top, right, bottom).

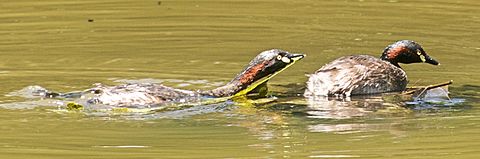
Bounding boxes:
402 80 453 98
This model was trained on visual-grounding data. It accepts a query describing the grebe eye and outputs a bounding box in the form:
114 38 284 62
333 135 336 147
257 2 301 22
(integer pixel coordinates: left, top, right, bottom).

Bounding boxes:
276 55 282 60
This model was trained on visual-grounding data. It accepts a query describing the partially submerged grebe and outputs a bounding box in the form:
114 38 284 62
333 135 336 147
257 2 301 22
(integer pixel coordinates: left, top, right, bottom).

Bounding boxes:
304 40 439 97
51 49 304 107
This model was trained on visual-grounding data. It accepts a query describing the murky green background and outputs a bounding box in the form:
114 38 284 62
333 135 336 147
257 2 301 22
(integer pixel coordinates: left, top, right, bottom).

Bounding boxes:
1 0 479 158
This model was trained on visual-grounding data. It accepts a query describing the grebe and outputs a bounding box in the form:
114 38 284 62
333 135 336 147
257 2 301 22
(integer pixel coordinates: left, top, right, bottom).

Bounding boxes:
51 49 304 107
304 40 438 97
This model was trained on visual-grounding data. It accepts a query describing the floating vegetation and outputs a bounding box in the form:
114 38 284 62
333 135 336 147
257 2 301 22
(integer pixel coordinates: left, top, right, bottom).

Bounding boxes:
66 102 84 111
401 81 466 109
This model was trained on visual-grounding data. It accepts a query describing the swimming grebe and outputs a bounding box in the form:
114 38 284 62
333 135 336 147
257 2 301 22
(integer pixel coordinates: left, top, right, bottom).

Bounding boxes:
304 40 439 97
52 49 304 107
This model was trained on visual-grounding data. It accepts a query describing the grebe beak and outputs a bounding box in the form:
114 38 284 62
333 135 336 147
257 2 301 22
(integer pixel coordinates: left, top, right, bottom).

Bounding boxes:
287 53 305 62
425 55 439 65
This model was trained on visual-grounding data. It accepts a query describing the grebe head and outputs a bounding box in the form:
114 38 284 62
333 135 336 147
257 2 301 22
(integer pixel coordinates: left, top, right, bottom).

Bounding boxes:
231 49 305 96
203 49 304 97
245 49 305 79
380 40 439 67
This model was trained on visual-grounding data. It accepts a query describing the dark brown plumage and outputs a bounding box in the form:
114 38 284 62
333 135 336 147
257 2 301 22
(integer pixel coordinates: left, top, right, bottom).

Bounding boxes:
304 40 439 97
60 49 304 107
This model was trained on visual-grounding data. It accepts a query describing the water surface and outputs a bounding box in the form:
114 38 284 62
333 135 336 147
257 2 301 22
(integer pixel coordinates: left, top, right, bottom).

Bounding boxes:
0 0 479 158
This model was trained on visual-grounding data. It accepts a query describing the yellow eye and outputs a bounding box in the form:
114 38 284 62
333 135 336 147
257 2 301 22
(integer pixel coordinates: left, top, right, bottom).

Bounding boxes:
417 50 426 62
276 55 282 60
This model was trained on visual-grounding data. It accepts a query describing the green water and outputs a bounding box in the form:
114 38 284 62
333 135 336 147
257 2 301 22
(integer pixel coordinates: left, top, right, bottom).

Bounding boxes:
1 0 479 158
